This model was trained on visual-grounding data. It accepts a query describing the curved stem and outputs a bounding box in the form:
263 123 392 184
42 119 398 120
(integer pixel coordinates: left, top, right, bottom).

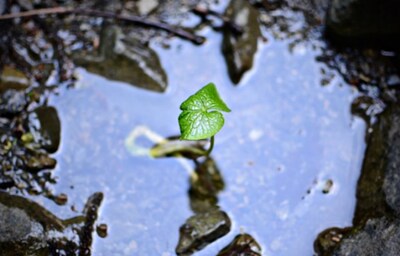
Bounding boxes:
206 136 214 156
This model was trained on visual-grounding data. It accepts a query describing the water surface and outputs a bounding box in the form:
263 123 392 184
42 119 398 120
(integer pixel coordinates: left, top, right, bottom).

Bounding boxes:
47 15 366 256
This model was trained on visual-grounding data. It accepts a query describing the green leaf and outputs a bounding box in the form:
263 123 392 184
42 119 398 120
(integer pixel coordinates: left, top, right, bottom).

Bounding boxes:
179 83 231 140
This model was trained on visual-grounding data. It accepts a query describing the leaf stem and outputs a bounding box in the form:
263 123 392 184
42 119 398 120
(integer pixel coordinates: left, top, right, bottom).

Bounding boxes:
206 136 215 156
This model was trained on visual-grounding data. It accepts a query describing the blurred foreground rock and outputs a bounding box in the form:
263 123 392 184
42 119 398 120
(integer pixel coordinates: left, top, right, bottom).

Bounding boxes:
315 102 400 255
326 0 400 47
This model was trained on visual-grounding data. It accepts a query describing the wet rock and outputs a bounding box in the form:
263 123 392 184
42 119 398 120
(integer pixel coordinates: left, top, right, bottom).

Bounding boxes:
53 193 68 206
0 191 104 255
176 209 231 255
222 0 261 84
32 106 61 154
0 201 48 256
314 227 351 255
25 153 57 172
326 0 400 47
74 26 168 93
354 103 400 223
0 191 65 232
315 102 400 255
96 223 108 238
382 106 400 215
217 233 262 256
350 95 379 124
0 90 27 116
322 179 333 194
332 218 400 256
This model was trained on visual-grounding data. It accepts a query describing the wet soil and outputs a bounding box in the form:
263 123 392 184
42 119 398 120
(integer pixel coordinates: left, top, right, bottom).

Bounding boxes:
1 0 400 255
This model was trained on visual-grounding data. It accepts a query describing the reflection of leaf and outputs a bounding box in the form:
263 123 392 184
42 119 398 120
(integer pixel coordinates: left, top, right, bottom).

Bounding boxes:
178 83 231 140
150 137 208 159
189 158 225 213
222 0 261 84
73 26 168 92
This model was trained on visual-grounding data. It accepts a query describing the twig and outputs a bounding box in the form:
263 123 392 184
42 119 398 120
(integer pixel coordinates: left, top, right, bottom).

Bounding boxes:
0 7 206 45
192 5 243 35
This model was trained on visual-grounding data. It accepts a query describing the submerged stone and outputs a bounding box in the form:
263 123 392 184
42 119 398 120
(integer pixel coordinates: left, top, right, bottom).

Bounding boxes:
217 233 262 256
176 209 231 255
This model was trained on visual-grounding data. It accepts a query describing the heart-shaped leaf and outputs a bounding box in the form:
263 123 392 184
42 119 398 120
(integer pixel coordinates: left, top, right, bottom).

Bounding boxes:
179 83 231 140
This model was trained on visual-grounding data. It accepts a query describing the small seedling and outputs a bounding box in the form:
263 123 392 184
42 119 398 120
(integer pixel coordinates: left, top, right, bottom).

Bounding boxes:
178 83 231 156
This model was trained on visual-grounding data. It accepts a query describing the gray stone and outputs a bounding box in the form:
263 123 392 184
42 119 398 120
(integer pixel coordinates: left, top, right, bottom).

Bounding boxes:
382 106 400 215
333 218 400 256
176 209 231 255
0 202 48 255
353 103 400 222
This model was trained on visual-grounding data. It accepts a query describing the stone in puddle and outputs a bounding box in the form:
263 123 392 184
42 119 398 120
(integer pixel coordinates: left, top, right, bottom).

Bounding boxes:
217 233 262 256
176 209 231 255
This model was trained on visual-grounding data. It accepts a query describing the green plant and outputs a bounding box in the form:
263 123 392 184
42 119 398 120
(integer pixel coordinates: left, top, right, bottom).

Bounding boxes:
178 83 231 156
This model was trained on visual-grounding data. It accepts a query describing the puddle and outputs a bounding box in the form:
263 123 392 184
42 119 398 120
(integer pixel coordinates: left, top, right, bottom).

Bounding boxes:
0 0 374 255
46 22 366 256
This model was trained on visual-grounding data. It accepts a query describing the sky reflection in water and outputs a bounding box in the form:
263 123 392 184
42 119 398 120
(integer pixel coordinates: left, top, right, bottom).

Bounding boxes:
48 23 366 255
